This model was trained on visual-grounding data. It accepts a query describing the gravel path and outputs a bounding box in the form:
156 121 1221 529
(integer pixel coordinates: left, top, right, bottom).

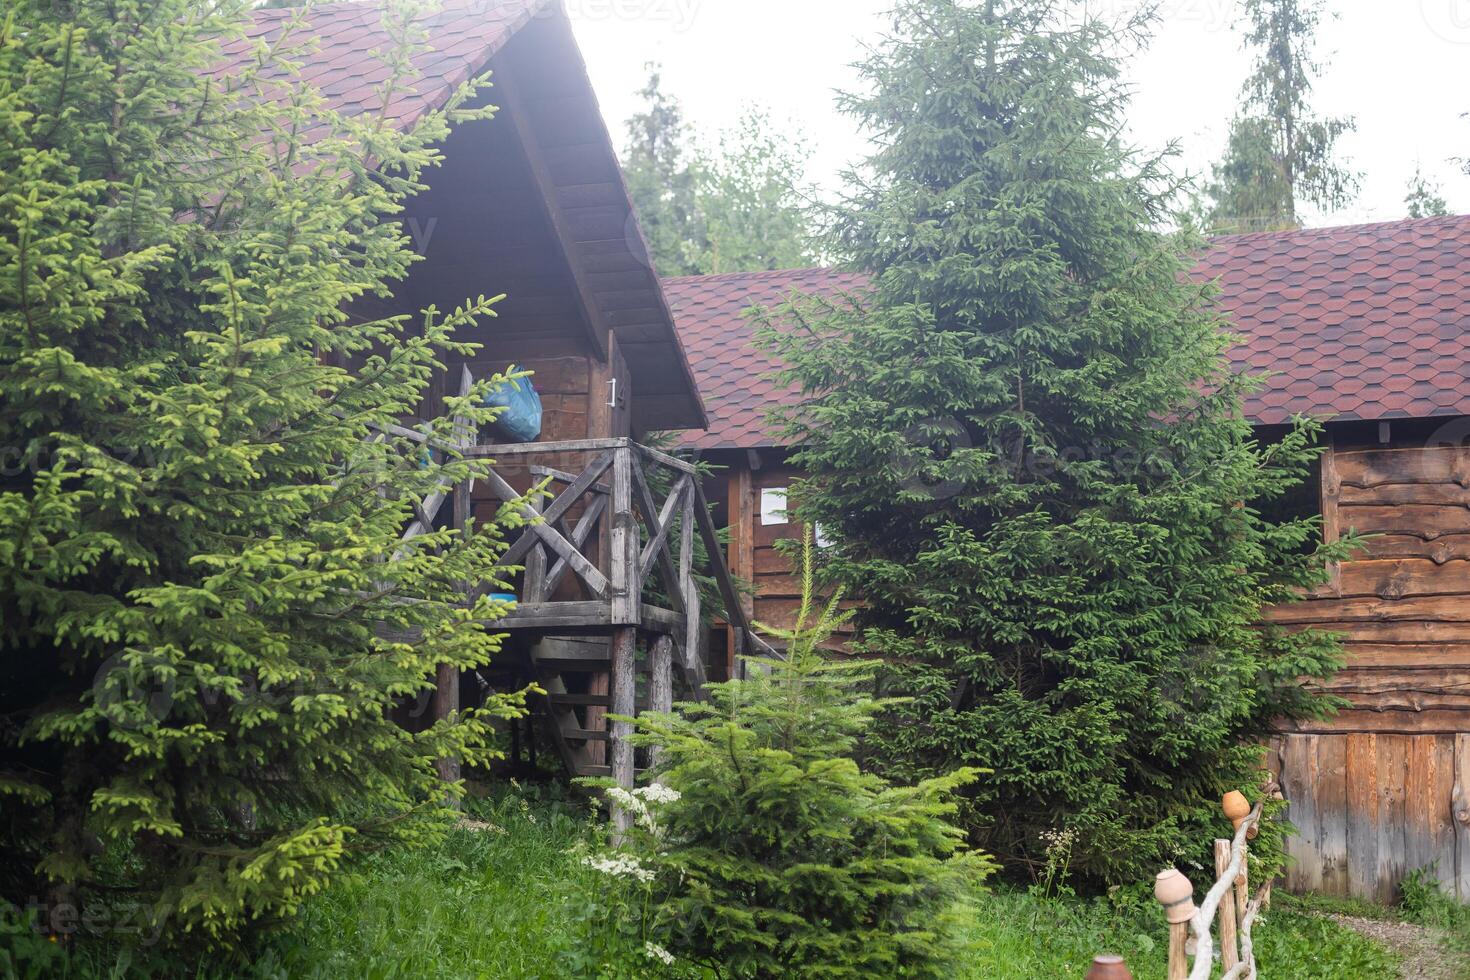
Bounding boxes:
1330 914 1464 980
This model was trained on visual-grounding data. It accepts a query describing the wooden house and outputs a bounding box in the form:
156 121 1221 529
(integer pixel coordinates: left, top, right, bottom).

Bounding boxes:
663 216 1470 903
222 0 766 792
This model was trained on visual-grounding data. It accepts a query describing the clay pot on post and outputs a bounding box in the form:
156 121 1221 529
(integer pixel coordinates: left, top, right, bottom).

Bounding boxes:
1085 953 1134 980
1222 789 1257 840
1154 868 1197 924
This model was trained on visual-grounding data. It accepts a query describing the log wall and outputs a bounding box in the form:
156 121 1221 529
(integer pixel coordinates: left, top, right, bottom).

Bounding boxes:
1271 435 1470 902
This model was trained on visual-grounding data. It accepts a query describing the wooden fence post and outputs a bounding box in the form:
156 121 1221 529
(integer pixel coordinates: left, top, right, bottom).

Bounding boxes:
1215 839 1239 973
1154 868 1195 980
1153 793 1271 980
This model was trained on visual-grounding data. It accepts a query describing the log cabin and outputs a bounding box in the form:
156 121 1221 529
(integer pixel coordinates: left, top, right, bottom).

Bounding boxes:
663 215 1470 903
219 0 769 794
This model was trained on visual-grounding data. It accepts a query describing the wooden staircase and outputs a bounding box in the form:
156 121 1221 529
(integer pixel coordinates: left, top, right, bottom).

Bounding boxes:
533 636 614 778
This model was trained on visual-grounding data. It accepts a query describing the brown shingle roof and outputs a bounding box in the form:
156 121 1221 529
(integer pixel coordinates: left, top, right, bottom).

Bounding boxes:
210 0 551 129
664 215 1470 450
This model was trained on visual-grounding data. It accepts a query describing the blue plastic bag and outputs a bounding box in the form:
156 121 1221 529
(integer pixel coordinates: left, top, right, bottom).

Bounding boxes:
483 365 542 443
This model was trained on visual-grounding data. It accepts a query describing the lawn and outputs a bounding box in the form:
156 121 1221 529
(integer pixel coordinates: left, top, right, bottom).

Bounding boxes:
27 787 1417 980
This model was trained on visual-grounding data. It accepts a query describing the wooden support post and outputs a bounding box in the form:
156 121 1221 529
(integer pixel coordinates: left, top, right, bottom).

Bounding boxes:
433 470 474 799
679 482 702 682
1215 839 1239 974
648 635 674 771
610 447 640 625
1167 923 1188 980
609 626 638 835
434 662 461 791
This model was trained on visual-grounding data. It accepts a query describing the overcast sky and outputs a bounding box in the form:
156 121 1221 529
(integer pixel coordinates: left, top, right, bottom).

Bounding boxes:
563 0 1470 227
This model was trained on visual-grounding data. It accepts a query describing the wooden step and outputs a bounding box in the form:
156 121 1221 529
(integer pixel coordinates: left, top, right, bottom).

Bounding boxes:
535 658 612 672
561 728 610 742
548 692 611 707
533 636 612 672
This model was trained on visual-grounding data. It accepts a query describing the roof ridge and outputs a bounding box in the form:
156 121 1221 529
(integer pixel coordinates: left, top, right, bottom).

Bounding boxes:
251 0 529 21
661 266 854 285
1208 213 1470 244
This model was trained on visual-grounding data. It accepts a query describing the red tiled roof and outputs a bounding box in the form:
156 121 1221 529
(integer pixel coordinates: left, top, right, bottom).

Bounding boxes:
663 268 867 450
211 0 551 130
665 215 1470 450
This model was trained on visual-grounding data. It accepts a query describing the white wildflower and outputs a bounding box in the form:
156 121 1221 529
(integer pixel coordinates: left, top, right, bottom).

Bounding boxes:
644 941 675 966
582 853 654 883
607 786 658 833
634 783 681 805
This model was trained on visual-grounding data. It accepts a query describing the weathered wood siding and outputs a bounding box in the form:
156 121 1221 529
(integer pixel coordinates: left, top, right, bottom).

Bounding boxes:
1270 440 1470 735
1270 436 1470 901
1273 733 1470 902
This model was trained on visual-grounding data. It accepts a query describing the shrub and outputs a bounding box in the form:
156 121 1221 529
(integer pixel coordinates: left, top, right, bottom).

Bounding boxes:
579 533 994 978
0 0 524 945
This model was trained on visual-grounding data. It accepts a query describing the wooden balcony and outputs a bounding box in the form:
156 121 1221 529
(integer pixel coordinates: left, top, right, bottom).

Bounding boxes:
389 387 768 788
460 437 769 679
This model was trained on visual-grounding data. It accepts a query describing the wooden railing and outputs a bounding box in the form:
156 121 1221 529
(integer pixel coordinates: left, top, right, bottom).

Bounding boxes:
459 438 772 678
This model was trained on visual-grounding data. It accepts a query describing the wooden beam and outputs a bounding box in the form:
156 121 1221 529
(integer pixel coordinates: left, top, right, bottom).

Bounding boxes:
634 441 701 477
543 494 608 599
464 437 629 457
497 449 616 565
638 604 682 631
1321 432 1343 594
494 600 611 630
433 660 460 793
638 475 689 581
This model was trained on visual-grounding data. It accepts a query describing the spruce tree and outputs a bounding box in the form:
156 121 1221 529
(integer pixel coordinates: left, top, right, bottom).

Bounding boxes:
622 69 815 275
622 66 707 277
0 0 524 942
762 0 1343 883
1206 0 1358 231
612 532 992 978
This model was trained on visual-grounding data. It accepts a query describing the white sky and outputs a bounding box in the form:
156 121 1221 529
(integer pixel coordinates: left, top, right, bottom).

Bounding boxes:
564 0 1470 226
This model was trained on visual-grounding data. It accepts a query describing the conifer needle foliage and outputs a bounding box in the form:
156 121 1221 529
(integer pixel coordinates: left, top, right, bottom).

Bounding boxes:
0 0 526 942
760 0 1347 884
619 531 994 978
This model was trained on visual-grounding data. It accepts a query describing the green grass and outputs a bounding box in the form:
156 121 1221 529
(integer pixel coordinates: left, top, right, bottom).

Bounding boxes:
35 786 606 980
20 789 1409 979
259 787 598 978
954 888 1402 979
